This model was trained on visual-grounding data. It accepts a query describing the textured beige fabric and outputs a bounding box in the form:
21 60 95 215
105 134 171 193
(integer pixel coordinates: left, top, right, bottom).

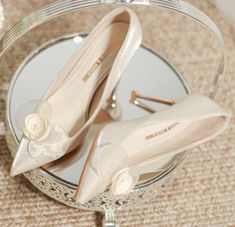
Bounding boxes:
0 0 234 226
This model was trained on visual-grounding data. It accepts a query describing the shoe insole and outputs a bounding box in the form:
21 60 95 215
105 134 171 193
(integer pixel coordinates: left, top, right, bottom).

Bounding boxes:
42 22 128 137
122 116 227 166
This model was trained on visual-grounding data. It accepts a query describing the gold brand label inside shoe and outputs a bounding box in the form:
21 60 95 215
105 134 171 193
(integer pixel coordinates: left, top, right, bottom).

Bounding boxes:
82 39 121 82
83 57 105 82
145 123 179 140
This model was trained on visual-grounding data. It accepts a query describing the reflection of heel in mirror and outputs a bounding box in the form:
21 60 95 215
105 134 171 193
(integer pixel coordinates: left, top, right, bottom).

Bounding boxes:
129 90 176 113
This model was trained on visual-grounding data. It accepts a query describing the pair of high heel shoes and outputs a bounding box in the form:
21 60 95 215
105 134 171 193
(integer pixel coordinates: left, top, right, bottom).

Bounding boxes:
11 7 231 203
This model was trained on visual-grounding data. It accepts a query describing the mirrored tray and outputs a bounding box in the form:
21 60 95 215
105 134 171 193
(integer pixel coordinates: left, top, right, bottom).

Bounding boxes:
6 32 188 208
9 33 190 184
0 0 226 226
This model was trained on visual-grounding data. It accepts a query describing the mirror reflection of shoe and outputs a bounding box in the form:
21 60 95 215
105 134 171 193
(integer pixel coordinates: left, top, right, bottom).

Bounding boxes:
129 90 176 113
76 93 231 203
10 7 142 176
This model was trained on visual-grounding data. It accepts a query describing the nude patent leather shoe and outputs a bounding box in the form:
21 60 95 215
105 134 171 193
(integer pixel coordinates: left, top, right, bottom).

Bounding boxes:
76 93 231 203
10 7 142 176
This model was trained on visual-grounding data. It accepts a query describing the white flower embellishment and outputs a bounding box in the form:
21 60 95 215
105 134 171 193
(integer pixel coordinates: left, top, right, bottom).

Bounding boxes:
111 167 139 196
24 114 49 140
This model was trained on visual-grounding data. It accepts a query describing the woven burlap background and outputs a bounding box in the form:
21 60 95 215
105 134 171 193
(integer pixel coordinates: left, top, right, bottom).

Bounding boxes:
0 0 234 226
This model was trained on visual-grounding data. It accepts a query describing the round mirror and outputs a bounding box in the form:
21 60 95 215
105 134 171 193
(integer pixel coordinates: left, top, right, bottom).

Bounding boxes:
8 34 188 186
